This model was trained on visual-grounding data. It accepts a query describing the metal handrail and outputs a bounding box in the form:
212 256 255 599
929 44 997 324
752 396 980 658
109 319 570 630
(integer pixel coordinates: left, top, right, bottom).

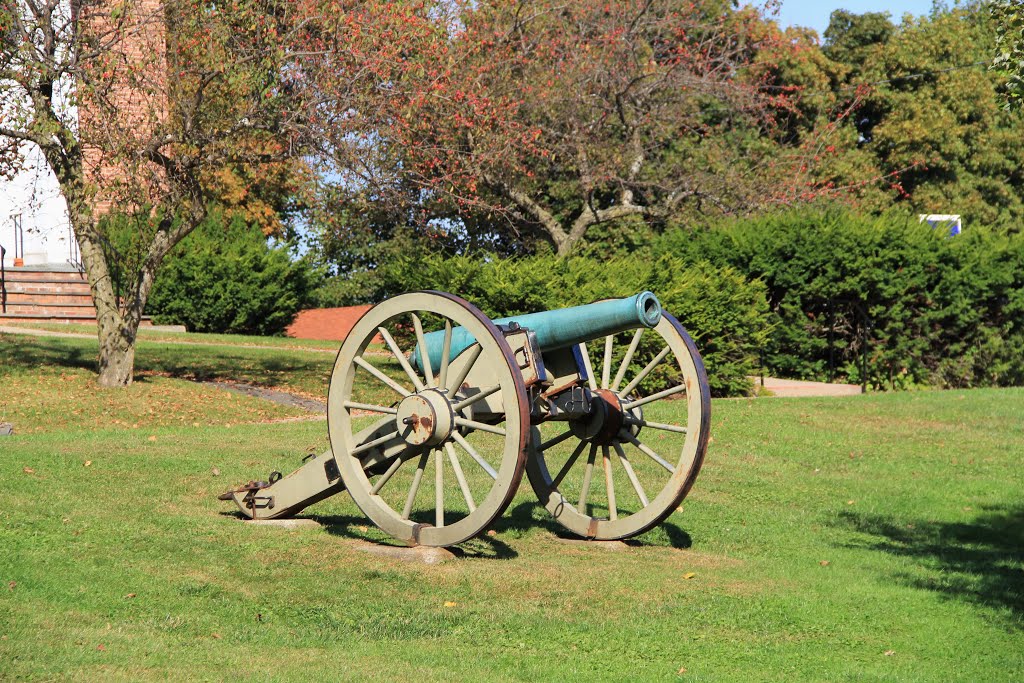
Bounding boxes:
67 224 83 273
12 215 23 261
1 244 6 313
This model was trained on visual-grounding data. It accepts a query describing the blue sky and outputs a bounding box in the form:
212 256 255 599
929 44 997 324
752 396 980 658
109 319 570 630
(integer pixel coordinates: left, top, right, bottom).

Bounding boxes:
775 0 938 36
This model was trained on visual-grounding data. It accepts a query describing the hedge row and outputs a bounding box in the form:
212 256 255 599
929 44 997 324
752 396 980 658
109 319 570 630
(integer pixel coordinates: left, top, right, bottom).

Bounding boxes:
375 253 771 397
655 209 1024 389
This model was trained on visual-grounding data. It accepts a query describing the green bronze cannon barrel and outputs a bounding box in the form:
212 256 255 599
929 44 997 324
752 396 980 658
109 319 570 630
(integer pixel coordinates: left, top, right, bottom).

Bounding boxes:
412 291 662 372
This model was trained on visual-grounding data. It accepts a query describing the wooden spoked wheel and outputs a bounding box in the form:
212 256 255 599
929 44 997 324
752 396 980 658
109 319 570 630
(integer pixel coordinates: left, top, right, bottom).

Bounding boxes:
328 291 530 547
526 313 711 540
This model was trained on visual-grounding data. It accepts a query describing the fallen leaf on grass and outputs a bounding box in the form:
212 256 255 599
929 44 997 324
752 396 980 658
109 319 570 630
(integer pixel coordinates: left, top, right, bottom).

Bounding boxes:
819 560 830 566
683 572 696 580
486 530 497 537
96 644 106 652
211 467 221 476
124 593 136 599
884 650 895 656
7 581 15 591
148 435 157 442
443 601 457 607
677 666 687 675
846 500 855 505
22 467 34 474
211 633 222 640
83 461 92 467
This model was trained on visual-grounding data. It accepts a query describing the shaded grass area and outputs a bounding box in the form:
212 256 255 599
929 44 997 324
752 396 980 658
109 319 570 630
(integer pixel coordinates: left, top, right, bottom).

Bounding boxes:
1 322 343 351
0 332 339 402
0 336 314 432
2 388 1022 681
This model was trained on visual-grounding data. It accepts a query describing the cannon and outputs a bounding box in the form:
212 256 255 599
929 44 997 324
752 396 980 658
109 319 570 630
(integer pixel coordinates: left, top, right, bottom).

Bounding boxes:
221 291 710 547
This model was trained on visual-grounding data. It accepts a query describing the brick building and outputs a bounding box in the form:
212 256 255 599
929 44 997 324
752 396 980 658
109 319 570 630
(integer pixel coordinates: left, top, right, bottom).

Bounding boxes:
0 0 164 269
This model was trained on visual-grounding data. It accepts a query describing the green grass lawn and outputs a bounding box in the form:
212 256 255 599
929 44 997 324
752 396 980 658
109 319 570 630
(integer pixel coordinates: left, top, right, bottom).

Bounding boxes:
1 332 1022 681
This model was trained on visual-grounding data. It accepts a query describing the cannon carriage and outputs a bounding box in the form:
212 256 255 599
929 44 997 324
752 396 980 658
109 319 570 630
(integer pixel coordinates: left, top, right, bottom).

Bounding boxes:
221 291 710 547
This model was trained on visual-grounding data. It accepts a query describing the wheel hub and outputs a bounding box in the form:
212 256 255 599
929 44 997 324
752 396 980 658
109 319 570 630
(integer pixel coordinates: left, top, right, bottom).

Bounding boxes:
570 389 630 445
396 389 454 446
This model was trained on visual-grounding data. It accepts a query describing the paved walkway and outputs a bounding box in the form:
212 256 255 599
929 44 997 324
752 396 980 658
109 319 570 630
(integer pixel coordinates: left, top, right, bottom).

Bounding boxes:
753 376 862 398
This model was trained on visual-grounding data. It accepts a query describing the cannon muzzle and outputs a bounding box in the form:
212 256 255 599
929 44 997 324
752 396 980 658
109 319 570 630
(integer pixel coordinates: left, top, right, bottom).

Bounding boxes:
412 291 661 372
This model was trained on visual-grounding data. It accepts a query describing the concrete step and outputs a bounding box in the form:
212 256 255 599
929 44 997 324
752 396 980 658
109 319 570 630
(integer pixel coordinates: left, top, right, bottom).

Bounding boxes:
3 267 87 283
0 314 154 327
4 291 94 305
4 282 92 295
2 302 98 316
0 313 100 325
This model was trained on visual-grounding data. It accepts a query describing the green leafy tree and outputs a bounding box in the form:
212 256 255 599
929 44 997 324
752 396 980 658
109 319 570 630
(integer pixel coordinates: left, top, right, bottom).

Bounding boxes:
821 5 1024 223
992 0 1024 109
306 0 820 257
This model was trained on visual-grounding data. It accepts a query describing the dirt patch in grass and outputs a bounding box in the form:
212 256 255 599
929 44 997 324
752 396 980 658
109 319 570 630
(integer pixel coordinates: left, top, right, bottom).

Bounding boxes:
201 381 327 413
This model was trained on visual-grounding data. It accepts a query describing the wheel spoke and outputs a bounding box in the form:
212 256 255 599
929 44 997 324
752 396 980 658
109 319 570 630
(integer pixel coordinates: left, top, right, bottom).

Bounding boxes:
353 356 411 398
370 456 404 495
577 342 598 391
620 431 675 473
627 418 688 434
620 345 671 397
402 451 430 520
603 445 617 521
551 440 588 489
537 429 573 452
351 428 401 456
454 417 506 436
437 320 453 390
378 327 426 392
344 401 398 415
611 328 643 391
412 314 435 388
445 442 476 512
613 442 649 506
452 432 498 479
446 343 482 394
451 384 501 413
601 335 614 389
435 448 444 528
621 383 686 411
578 443 597 514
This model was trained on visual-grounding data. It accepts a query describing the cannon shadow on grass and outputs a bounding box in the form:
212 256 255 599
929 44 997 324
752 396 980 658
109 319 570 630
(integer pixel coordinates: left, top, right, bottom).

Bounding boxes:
493 500 694 550
219 509 520 559
313 513 520 560
833 504 1024 629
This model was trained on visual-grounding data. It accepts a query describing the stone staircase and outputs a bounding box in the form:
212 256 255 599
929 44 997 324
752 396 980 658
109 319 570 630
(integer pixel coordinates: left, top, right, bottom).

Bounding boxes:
0 265 99 324
0 265 156 327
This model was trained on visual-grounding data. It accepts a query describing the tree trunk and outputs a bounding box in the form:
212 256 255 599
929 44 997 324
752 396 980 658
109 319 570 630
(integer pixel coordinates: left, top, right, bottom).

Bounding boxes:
70 200 143 388
97 319 137 387
84 240 141 388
